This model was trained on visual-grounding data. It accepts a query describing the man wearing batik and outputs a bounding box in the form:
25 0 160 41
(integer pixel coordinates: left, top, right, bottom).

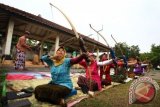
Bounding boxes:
15 31 31 70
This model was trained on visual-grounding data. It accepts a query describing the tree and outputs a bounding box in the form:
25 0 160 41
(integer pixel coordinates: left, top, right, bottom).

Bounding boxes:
149 44 160 67
129 45 140 58
140 52 151 61
26 39 38 46
114 42 128 58
140 44 160 68
114 42 140 59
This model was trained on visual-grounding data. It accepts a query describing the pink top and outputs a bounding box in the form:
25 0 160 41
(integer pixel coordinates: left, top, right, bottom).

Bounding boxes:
79 60 102 91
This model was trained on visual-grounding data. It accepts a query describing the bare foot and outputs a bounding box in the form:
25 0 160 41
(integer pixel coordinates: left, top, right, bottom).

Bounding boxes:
88 91 94 97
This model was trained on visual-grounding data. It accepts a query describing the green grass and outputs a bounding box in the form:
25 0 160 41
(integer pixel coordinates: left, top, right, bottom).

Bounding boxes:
75 81 160 107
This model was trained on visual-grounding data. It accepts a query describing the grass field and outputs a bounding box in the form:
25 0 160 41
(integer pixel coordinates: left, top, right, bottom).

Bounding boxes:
75 80 160 107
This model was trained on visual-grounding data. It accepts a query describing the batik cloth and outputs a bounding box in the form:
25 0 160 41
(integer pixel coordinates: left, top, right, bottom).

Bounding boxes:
15 49 25 70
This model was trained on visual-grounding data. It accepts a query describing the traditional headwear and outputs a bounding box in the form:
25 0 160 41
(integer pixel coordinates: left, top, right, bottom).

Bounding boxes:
53 46 66 66
56 46 66 53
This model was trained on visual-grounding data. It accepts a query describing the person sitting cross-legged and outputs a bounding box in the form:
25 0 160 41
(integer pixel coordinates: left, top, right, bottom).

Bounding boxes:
34 47 88 106
100 53 115 87
77 52 116 96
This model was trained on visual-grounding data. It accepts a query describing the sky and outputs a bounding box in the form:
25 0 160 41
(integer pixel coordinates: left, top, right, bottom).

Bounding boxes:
0 0 160 53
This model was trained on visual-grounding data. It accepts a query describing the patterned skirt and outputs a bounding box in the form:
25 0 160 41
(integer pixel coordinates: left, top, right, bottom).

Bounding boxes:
15 49 25 70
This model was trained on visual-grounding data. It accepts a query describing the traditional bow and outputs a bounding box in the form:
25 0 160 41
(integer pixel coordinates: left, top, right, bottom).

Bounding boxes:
111 35 129 83
89 24 119 86
49 3 79 39
50 3 92 91
111 35 128 69
89 24 116 62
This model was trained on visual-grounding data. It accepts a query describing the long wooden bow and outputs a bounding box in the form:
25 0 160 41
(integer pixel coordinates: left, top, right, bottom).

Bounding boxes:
49 3 80 39
111 35 128 68
89 24 110 47
50 3 88 53
50 3 92 91
89 24 116 60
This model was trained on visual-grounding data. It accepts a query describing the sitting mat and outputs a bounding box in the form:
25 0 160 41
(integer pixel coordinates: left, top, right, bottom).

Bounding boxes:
8 99 31 107
6 74 34 80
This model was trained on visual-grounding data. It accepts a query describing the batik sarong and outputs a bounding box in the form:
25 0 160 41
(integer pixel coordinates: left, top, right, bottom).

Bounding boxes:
15 49 25 70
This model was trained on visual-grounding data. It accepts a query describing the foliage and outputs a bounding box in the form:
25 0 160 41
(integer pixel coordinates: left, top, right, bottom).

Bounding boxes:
43 42 53 51
150 44 160 67
26 39 52 52
140 44 160 68
140 52 150 61
129 45 140 57
26 39 38 46
114 42 140 59
114 42 160 68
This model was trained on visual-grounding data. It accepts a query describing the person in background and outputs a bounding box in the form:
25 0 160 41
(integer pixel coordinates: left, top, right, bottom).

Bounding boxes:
100 53 114 87
132 57 144 75
15 31 32 70
34 46 88 106
127 56 146 76
77 52 115 96
32 43 41 65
